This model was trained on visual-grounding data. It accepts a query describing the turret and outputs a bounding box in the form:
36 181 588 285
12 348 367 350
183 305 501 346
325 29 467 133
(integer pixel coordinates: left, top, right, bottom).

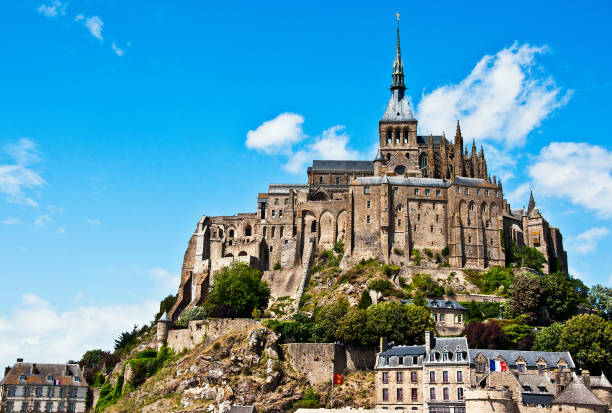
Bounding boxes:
156 312 172 350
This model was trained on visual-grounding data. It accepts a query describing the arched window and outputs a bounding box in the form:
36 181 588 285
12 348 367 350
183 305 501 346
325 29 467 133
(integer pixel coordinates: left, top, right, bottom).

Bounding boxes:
280 226 284 237
219 229 223 238
271 226 275 238
311 221 317 232
229 229 234 238
397 204 403 212
245 225 252 237
419 153 428 177
263 227 267 237
403 128 409 144
395 129 400 144
386 128 392 145
405 152 410 159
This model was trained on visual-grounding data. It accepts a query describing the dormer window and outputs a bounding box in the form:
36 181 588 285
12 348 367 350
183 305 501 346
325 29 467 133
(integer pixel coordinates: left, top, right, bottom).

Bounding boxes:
517 363 526 373
398 357 404 365
383 357 389 366
442 352 449 362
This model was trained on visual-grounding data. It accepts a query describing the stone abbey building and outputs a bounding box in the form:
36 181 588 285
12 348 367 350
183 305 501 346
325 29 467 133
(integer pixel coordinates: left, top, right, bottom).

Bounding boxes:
169 22 567 320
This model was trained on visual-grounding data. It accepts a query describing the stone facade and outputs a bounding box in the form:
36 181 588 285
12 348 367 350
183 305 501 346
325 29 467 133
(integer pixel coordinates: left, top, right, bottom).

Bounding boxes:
0 361 88 413
168 20 567 321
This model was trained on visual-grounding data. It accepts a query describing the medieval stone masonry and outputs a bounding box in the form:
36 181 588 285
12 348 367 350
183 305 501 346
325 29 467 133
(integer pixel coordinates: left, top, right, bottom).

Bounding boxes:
168 20 567 321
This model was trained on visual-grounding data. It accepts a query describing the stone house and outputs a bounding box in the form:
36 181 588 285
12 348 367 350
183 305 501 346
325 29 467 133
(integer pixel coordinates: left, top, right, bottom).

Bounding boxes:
168 18 567 321
426 300 466 336
0 359 88 413
375 344 426 411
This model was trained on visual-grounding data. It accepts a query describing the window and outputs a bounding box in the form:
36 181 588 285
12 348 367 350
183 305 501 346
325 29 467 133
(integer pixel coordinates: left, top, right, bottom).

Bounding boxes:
71 387 77 398
60 388 66 397
456 187 460 194
412 356 418 365
476 363 486 373
411 371 418 382
430 387 436 400
271 210 275 217
465 188 469 195
24 386 31 396
393 187 398 195
21 403 28 412
429 353 435 362
414 188 419 195
477 189 481 195
68 401 76 412
517 363 526 373
6 401 13 412
279 210 283 217
456 352 463 361
319 177 323 184
430 225 434 233
396 388 403 401
397 204 402 211
36 387 42 396
364 185 370 194
395 165 406 175
397 372 403 383
495 190 499 197
398 219 402 227
430 371 436 382
285 198 289 205
411 388 418 401
45 402 52 412
443 387 449 400
382 372 389 384
383 357 389 366
382 388 389 401
442 353 449 362
269 246 273 252
417 214 420 222
538 386 547 392
413 224 417 232
58 402 64 412
440 314 445 322
280 226 284 237
458 387 464 401
271 226 275 237
274 198 279 205
425 189 431 196
47 387 53 397
456 314 463 323
443 371 449 383
336 177 339 185
468 236 472 244
485 189 489 196
398 357 403 365
366 215 371 224
33 402 40 412
263 227 267 237
436 189 441 197
367 200 370 209
538 365 544 375
8 386 16 396
559 365 565 373
47 375 53 382
433 313 437 321
457 371 463 382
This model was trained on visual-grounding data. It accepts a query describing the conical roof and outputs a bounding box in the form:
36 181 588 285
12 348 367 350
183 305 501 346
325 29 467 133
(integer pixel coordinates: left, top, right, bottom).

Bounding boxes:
553 375 606 406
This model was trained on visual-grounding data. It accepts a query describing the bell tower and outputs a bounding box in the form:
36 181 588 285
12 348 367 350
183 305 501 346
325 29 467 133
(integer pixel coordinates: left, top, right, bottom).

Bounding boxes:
377 13 420 177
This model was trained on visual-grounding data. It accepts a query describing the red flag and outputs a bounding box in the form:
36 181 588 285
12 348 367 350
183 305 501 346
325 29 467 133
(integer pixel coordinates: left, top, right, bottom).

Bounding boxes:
500 361 508 372
333 373 343 385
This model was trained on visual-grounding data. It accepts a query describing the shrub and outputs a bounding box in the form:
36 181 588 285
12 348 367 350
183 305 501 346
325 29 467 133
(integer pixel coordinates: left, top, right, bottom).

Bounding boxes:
273 261 281 270
411 274 444 298
423 248 433 258
320 249 339 267
176 306 207 327
441 246 450 256
334 240 345 254
434 252 442 263
212 342 221 351
313 299 349 342
411 249 422 266
114 325 140 352
293 388 321 409
367 278 395 296
154 294 178 322
358 289 373 309
382 264 401 277
463 322 508 349
393 247 404 256
460 301 503 323
209 304 240 318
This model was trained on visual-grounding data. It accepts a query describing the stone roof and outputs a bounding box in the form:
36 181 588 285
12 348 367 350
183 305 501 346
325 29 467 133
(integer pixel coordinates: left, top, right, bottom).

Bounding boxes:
469 349 575 369
379 345 426 357
518 374 554 394
0 362 87 387
356 176 450 188
382 89 415 122
553 376 607 406
267 184 308 194
309 160 374 171
590 373 612 389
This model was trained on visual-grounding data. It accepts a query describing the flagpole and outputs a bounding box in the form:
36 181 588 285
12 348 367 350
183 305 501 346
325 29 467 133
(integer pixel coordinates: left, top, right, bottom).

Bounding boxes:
330 368 334 408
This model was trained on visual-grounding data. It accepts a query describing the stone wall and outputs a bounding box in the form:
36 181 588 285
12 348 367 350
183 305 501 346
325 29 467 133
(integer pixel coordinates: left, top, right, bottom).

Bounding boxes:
166 318 262 353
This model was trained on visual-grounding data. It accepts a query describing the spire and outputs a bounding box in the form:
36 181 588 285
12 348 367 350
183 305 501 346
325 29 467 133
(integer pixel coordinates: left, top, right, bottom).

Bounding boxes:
391 13 405 93
528 191 536 213
471 139 477 156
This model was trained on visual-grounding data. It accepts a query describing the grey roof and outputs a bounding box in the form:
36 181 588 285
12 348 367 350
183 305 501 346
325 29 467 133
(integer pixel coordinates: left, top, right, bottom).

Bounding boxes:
356 176 450 188
426 299 466 310
158 312 170 322
590 373 612 388
452 176 491 187
380 345 426 357
518 374 554 393
229 406 257 413
430 337 469 353
268 184 308 194
375 150 384 162
382 89 416 121
310 160 374 171
469 349 575 369
417 135 445 145
0 362 86 387
553 376 607 406
522 393 554 406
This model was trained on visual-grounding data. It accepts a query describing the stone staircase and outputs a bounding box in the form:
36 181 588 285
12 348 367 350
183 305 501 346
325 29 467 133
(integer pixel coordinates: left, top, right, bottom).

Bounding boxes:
294 235 315 313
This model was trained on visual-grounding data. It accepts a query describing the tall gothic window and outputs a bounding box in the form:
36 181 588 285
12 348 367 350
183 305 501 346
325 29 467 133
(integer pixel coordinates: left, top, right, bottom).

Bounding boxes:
419 153 428 177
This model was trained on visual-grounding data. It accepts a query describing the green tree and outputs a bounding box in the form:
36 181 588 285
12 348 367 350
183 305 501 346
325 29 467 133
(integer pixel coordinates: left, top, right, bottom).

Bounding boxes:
114 325 140 352
203 262 270 317
502 316 533 348
588 285 612 319
337 307 368 345
313 299 349 342
532 323 564 352
461 301 503 324
154 294 177 322
358 289 373 309
365 302 435 345
559 314 612 375
176 306 207 327
541 273 581 321
513 245 547 271
411 274 444 298
509 271 542 324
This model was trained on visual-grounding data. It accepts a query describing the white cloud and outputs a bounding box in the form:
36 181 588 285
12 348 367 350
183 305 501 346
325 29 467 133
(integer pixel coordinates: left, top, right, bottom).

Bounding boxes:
87 219 102 225
37 0 66 18
111 41 125 56
143 268 180 291
506 182 531 207
246 113 305 154
74 14 84 22
56 227 66 235
528 142 612 218
0 139 45 207
85 16 104 41
0 294 157 368
284 126 360 174
568 227 610 254
417 43 570 147
34 214 52 228
3 218 21 226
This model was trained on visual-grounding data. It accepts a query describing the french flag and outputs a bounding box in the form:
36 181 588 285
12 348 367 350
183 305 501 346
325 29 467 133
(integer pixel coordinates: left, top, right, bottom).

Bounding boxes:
489 360 508 372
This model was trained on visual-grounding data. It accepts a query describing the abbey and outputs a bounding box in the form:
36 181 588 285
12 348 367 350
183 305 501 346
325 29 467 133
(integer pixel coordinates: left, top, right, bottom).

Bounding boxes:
169 22 567 320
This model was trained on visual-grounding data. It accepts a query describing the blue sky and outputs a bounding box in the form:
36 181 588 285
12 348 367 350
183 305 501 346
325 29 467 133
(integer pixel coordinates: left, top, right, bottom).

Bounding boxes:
1 0 611 367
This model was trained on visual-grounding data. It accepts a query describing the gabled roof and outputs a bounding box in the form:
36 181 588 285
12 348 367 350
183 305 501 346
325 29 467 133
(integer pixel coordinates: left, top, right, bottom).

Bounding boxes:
229 406 257 413
309 160 374 172
553 376 606 406
429 337 469 354
468 349 575 369
0 362 87 387
426 299 466 310
380 345 426 357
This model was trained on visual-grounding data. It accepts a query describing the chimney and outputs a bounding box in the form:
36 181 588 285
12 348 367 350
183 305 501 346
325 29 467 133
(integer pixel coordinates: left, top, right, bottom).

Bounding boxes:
4 366 11 377
16 358 23 363
379 337 388 353
425 331 433 352
582 370 591 389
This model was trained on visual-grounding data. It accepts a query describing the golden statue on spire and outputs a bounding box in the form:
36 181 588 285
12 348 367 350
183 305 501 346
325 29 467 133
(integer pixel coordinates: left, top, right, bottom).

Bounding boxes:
396 12 400 22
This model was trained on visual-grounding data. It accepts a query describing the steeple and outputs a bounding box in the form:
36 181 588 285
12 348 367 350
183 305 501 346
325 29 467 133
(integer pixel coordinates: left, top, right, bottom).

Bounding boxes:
528 191 536 214
391 12 405 94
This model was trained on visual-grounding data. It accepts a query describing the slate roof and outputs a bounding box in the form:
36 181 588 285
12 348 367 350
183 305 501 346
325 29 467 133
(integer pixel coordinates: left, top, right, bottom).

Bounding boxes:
522 393 554 406
356 176 450 188
429 337 469 354
518 374 554 393
379 345 426 357
267 184 308 194
426 299 466 310
309 160 374 171
468 349 575 369
452 176 492 187
590 373 612 388
553 376 607 406
382 89 416 122
0 362 87 386
417 135 445 145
